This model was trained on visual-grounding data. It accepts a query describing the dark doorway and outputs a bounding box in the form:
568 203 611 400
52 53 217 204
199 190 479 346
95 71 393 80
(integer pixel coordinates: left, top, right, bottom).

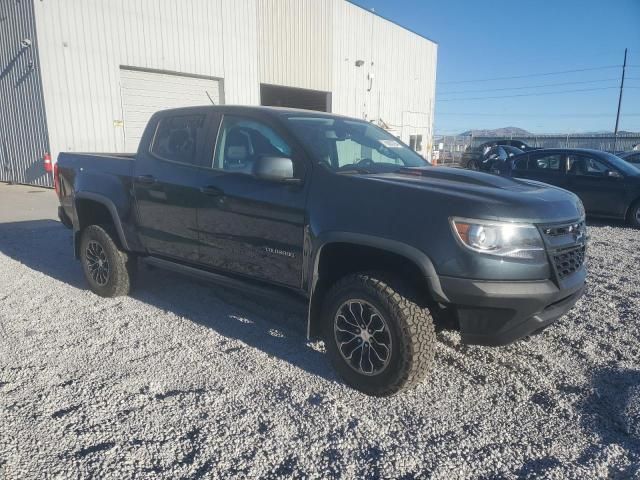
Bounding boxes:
260 84 331 112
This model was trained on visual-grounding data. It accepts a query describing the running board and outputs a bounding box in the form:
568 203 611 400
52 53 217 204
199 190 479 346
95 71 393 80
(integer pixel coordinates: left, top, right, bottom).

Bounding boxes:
142 256 307 307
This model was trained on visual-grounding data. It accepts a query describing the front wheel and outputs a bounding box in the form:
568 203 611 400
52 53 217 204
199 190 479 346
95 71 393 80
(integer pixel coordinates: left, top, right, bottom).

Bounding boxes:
322 273 436 396
80 225 136 297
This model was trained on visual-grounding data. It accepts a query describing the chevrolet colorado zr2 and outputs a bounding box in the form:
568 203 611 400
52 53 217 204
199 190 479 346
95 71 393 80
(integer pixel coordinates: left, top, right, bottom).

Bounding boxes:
55 106 587 396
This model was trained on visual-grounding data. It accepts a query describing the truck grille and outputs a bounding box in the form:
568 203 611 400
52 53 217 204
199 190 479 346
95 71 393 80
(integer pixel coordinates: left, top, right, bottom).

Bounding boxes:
542 220 586 237
551 245 586 280
539 220 587 281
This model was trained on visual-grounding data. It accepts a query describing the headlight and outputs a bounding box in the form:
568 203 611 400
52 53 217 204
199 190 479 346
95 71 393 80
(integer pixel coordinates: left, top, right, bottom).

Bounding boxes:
576 199 586 218
450 217 545 261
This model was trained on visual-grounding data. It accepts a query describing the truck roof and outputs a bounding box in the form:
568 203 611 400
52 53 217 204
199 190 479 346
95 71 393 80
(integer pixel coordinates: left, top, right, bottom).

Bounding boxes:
150 105 361 121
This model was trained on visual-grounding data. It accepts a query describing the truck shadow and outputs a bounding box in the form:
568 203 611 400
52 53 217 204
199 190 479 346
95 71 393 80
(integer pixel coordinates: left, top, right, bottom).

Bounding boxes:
0 219 336 383
577 367 640 468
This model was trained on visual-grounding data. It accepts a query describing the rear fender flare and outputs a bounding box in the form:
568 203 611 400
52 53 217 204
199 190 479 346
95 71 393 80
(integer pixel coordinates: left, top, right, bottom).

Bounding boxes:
73 192 130 256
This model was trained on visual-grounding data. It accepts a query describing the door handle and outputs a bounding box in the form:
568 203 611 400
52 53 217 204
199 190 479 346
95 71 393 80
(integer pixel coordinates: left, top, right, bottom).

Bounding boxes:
200 185 224 197
136 174 157 184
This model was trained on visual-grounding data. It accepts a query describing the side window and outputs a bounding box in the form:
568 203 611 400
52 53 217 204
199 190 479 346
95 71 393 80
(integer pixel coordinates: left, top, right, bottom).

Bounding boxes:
150 114 206 165
529 154 563 172
568 155 609 177
505 148 518 158
513 155 529 171
481 143 494 156
627 153 640 164
213 116 292 174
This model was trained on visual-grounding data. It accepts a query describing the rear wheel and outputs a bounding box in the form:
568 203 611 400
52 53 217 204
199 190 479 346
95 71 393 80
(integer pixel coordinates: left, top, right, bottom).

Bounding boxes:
466 159 480 170
80 225 136 297
628 201 640 227
322 273 436 396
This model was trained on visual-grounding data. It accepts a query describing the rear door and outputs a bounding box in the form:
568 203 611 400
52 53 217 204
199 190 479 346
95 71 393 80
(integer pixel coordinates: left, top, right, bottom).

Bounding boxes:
133 111 220 262
196 113 309 288
512 151 568 188
566 153 626 217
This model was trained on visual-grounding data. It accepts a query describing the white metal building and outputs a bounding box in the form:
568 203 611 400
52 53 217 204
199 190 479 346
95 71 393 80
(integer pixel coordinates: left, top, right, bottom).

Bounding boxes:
0 0 437 186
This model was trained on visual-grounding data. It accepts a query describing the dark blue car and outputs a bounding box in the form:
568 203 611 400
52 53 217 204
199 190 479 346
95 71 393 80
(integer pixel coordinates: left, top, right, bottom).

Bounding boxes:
501 148 640 226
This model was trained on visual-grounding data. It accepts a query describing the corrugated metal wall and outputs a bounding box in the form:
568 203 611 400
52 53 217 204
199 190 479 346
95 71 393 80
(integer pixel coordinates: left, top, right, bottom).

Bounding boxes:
331 0 437 155
33 0 239 161
258 0 333 92
221 0 260 105
0 0 51 186
26 0 436 176
256 0 437 155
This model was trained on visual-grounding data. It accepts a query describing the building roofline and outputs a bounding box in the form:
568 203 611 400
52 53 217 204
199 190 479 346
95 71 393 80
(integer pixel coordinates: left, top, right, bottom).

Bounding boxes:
344 0 438 45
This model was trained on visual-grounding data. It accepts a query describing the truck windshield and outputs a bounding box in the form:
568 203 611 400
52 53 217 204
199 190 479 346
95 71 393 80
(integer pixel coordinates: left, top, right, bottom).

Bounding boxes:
286 116 430 173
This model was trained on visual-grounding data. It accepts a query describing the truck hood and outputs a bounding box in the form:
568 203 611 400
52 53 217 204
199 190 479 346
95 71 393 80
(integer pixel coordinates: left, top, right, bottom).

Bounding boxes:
361 167 583 224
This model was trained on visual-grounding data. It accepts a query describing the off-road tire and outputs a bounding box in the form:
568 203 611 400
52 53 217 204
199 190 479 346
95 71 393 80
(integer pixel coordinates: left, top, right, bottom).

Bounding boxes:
322 273 436 396
80 225 136 297
466 159 480 170
628 200 640 228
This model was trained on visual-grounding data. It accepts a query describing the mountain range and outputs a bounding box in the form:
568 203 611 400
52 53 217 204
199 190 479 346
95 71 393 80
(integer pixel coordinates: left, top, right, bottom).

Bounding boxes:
458 127 639 136
458 127 531 137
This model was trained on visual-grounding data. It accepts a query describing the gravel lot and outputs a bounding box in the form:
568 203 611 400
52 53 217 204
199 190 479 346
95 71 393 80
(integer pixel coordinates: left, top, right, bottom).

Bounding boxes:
1 183 639 479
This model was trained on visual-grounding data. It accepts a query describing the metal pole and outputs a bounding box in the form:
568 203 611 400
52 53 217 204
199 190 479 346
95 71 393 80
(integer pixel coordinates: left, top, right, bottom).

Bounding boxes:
613 48 628 153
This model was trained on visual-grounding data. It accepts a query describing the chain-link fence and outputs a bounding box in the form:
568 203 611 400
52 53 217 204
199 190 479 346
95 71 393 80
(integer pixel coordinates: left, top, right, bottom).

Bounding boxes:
432 134 640 166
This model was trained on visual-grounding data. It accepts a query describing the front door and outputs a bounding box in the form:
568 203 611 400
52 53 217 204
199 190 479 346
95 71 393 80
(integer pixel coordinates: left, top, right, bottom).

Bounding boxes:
196 114 308 288
566 153 626 217
133 111 219 262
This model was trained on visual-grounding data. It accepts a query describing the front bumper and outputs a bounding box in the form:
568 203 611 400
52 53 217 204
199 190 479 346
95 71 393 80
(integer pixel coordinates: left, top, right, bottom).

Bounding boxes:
440 266 586 346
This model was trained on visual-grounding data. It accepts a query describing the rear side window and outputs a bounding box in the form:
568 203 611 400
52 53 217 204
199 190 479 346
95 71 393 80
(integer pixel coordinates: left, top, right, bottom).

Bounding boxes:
528 154 563 171
150 114 206 165
627 153 640 163
513 155 529 171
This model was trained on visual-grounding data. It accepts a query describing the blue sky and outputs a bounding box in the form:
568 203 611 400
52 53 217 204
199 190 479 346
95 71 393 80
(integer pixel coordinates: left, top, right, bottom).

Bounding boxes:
352 0 640 134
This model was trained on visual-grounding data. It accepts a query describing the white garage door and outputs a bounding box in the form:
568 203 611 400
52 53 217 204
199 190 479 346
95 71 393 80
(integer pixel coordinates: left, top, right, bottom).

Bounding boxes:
120 68 222 152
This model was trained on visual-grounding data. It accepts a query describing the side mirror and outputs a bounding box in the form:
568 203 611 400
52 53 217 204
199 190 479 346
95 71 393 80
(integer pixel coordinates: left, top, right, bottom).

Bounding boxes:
253 156 297 182
607 170 622 178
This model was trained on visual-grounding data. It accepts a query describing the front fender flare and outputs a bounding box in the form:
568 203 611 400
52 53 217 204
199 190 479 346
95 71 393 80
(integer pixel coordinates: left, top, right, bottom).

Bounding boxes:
306 232 449 338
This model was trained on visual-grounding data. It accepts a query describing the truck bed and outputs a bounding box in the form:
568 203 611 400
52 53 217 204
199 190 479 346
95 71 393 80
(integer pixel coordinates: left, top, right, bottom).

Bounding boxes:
56 152 137 231
57 152 135 179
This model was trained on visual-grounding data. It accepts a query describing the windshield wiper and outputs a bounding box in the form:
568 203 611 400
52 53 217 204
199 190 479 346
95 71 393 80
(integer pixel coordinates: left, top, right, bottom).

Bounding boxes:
338 167 378 174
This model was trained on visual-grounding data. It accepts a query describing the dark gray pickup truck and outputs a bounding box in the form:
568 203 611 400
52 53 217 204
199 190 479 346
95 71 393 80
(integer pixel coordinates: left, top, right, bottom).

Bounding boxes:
56 105 587 395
